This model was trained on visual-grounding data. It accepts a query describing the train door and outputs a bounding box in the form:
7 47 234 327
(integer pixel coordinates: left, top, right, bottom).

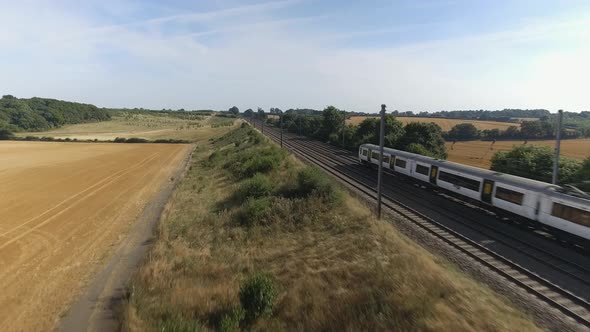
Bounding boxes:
481 179 494 204
429 166 438 185
389 155 396 170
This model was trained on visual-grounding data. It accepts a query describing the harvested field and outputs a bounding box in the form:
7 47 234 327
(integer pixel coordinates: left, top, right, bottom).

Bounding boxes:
446 138 590 168
20 113 237 141
0 141 191 331
347 116 519 131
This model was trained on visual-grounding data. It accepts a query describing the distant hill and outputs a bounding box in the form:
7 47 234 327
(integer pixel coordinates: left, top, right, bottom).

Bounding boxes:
0 95 111 132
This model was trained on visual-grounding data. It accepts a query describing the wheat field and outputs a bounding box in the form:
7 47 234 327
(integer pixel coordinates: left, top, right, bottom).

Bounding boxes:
347 116 519 131
446 139 590 168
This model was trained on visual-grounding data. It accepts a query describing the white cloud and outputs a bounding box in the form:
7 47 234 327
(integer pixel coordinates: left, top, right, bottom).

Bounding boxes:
1 1 589 112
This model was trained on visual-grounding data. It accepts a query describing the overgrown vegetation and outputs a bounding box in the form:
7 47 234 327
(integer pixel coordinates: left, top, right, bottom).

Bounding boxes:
123 123 540 331
0 95 110 131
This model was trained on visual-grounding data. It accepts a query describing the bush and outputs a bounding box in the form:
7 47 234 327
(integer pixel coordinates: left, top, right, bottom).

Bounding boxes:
0 128 14 140
219 307 245 332
114 137 127 143
296 167 342 204
229 147 286 179
237 197 271 227
126 137 149 143
235 174 274 202
239 273 276 320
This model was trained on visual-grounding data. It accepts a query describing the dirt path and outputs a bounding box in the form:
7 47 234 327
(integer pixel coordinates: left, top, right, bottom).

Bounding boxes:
59 146 193 332
0 141 191 332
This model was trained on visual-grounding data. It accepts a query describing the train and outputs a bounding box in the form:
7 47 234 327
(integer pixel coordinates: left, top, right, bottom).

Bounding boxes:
358 143 590 243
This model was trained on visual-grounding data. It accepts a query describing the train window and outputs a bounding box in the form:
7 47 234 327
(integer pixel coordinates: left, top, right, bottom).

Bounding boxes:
395 158 407 169
438 171 480 192
415 164 429 176
371 151 379 159
495 186 524 205
362 149 368 156
552 203 590 227
383 155 390 164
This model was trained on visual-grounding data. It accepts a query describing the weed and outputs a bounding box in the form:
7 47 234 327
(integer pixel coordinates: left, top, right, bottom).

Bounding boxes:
234 174 274 202
239 273 276 320
219 307 245 332
237 197 271 227
158 317 201 332
295 166 342 204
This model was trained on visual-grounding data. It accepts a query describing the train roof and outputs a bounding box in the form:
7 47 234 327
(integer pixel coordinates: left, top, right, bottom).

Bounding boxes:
360 143 569 194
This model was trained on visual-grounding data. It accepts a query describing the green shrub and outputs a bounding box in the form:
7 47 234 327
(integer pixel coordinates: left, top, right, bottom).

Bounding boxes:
219 307 245 332
237 197 271 227
0 128 14 140
296 167 342 204
240 149 285 178
235 174 274 202
114 137 127 143
239 273 276 320
126 137 149 143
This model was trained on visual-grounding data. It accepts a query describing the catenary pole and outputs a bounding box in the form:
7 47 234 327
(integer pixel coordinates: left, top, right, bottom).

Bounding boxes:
280 112 284 148
377 104 386 219
552 109 563 184
342 110 346 147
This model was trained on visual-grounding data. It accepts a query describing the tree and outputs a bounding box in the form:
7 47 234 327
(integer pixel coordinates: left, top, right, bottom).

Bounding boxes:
504 126 520 139
490 145 581 184
244 108 254 117
228 106 240 116
320 106 344 141
397 122 447 159
257 107 266 119
0 128 14 140
447 123 480 141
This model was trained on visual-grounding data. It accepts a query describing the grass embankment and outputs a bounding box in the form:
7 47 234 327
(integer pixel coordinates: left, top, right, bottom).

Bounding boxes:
123 124 540 331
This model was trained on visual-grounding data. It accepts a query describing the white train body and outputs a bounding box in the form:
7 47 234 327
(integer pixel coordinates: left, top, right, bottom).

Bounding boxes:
359 144 590 241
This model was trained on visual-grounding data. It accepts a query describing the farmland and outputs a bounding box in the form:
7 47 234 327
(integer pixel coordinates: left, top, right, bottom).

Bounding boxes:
347 116 519 131
0 141 191 331
446 139 590 168
20 112 237 142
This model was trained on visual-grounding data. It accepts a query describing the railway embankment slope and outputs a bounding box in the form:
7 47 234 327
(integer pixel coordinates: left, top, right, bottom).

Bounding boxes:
122 124 541 331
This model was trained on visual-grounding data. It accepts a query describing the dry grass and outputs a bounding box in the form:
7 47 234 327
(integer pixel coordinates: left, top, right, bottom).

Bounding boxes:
18 112 238 141
447 139 590 169
123 126 541 331
347 116 519 131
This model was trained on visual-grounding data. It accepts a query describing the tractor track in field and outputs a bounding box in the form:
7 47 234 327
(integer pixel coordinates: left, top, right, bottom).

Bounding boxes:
247 118 590 331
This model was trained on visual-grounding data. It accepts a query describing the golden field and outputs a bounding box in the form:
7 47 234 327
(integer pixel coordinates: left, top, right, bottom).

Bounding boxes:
20 113 237 141
446 139 590 168
0 141 191 331
347 116 519 131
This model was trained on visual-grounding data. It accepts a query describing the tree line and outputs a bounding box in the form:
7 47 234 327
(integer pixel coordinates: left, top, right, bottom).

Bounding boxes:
247 106 448 159
0 95 110 132
442 117 588 142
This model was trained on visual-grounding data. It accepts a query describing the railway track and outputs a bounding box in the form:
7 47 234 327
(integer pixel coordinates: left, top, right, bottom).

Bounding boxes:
246 118 590 328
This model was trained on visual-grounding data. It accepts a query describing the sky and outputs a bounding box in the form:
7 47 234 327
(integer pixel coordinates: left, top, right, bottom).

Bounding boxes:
1 0 589 113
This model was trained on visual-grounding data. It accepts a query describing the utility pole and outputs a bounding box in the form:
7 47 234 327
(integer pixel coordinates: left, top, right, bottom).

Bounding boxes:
261 114 264 135
552 109 563 185
280 112 284 148
342 110 346 147
377 104 386 219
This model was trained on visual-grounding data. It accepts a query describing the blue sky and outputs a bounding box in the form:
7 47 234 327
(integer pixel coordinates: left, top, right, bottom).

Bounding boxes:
1 0 589 112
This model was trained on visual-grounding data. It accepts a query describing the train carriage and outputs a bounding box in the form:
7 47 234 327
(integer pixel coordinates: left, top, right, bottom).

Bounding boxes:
358 143 590 242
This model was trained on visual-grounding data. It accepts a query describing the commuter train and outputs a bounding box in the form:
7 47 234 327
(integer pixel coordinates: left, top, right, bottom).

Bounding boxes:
358 144 590 243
